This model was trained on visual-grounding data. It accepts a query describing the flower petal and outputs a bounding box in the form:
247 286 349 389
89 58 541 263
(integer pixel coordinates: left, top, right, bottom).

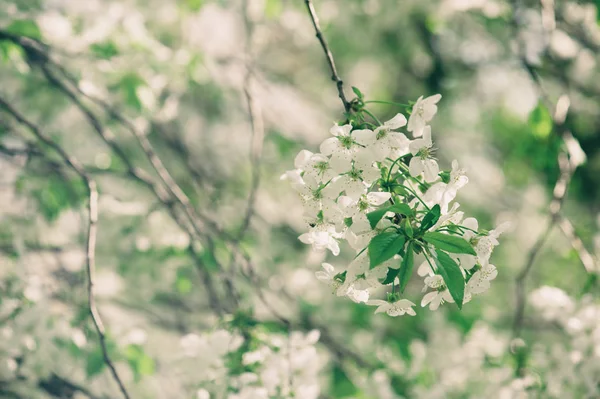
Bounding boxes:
409 157 424 177
352 129 376 146
384 113 407 129
366 192 392 206
320 137 340 156
330 123 352 137
423 159 440 182
294 150 313 169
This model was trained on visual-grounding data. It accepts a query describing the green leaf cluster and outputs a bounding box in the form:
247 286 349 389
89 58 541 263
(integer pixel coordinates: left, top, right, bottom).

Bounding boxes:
365 200 476 308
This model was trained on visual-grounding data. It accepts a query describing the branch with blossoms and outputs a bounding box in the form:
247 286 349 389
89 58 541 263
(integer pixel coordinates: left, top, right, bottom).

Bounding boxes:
289 0 507 318
283 92 507 316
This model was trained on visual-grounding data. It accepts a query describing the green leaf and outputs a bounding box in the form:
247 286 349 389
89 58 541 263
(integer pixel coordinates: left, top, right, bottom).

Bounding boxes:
90 41 119 59
6 19 42 40
185 0 204 11
136 354 155 376
404 219 413 238
398 242 415 292
423 232 476 255
176 276 192 294
389 203 413 216
367 208 389 229
32 175 87 221
116 73 146 112
125 344 155 381
382 267 400 285
331 364 358 397
528 101 553 139
368 232 405 269
434 250 465 309
366 203 413 229
352 86 364 100
265 0 282 18
199 250 219 272
0 40 26 64
86 348 106 378
420 204 440 232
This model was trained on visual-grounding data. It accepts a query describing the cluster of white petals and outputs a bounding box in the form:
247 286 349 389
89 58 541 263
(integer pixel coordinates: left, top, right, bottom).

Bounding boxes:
284 94 507 316
526 287 600 397
181 329 321 399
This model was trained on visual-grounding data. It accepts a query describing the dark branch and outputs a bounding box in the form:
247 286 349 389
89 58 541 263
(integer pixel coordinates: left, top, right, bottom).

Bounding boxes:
303 0 351 113
0 97 131 399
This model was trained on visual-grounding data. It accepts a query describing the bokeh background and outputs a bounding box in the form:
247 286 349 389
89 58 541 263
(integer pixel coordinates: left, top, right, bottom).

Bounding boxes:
0 0 599 398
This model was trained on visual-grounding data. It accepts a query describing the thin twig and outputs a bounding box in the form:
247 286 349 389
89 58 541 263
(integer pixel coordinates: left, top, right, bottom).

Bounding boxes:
42 62 240 314
303 0 351 113
510 0 596 342
0 97 131 399
557 216 598 275
238 7 265 244
188 243 225 316
512 110 574 338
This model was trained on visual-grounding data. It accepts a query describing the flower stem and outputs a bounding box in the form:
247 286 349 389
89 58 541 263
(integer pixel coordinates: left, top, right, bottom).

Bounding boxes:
422 247 437 273
364 100 411 108
362 108 383 126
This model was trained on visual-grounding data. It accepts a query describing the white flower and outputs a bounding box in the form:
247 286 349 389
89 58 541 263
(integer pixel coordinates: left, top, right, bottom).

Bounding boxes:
422 160 468 213
453 217 480 270
301 153 338 184
298 224 341 256
352 113 410 161
417 260 434 277
315 263 338 287
355 256 401 290
474 221 510 266
429 202 464 231
294 149 313 169
407 94 442 137
346 213 392 252
464 264 497 303
345 286 370 303
352 150 383 183
328 173 368 200
366 299 417 316
280 169 304 189
408 126 439 183
337 192 391 219
294 174 341 223
320 123 359 173
336 252 370 296
529 286 575 321
196 389 210 399
421 275 454 310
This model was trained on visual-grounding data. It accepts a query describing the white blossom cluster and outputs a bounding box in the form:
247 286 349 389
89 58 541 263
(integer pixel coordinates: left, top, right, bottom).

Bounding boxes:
182 329 322 399
526 286 600 397
283 94 508 315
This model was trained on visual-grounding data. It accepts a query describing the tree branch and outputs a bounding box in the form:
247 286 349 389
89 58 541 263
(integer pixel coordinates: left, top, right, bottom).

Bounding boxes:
0 97 131 399
303 0 351 113
509 0 597 345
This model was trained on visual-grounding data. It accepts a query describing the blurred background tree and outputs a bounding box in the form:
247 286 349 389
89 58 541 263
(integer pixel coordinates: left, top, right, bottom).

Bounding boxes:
0 0 599 398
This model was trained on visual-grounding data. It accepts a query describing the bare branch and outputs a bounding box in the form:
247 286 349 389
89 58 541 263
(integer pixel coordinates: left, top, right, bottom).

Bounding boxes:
513 150 573 337
303 0 351 113
510 0 597 345
557 216 598 275
237 1 265 244
0 97 131 399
